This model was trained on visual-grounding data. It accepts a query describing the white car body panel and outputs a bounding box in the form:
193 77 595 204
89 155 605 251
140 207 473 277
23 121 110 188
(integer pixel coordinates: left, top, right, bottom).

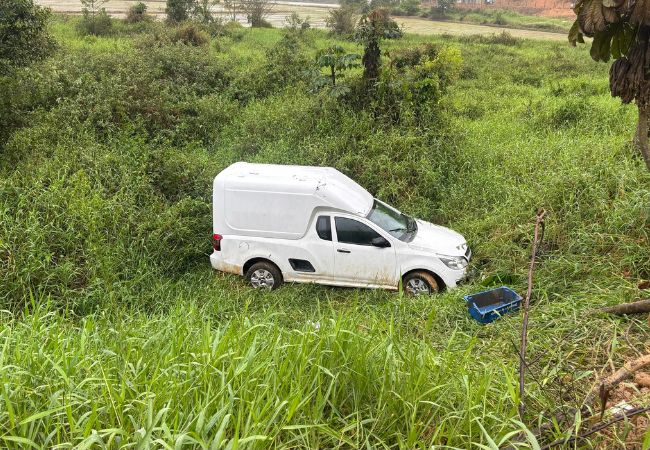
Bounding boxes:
211 163 470 291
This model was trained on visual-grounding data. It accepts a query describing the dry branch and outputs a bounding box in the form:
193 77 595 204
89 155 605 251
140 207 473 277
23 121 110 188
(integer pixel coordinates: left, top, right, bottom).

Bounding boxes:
602 298 650 315
583 353 650 407
518 209 547 419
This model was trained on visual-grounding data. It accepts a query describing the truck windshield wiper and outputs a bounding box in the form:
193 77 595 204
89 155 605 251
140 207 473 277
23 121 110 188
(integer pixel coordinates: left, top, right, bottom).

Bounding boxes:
389 227 407 233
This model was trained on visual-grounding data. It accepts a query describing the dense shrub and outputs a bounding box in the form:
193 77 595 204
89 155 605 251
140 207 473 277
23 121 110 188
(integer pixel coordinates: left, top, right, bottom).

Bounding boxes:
260 34 311 91
125 1 150 23
166 0 196 23
326 7 357 37
77 9 113 36
172 23 210 45
285 12 311 32
390 0 420 16
219 20 246 39
0 0 56 73
241 0 274 27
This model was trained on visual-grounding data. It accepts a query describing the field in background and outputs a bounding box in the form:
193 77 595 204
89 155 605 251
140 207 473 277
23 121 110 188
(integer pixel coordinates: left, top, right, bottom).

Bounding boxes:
36 0 571 39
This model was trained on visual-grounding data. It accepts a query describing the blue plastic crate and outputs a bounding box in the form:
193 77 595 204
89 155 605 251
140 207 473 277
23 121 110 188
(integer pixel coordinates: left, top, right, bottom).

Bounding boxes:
464 286 522 324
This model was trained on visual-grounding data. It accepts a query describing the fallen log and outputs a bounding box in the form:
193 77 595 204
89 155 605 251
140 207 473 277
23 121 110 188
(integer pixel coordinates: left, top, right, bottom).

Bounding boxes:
602 298 650 315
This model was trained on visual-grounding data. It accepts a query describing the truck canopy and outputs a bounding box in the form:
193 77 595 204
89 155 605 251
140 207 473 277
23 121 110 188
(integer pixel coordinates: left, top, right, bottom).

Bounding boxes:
213 163 374 239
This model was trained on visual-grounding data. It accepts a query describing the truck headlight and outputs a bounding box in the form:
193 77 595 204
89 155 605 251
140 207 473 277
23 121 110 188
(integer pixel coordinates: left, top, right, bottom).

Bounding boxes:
439 255 468 270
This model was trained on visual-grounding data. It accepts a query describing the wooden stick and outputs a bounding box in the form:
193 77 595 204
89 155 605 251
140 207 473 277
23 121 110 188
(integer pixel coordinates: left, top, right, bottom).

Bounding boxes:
602 299 650 315
583 353 650 407
519 209 547 419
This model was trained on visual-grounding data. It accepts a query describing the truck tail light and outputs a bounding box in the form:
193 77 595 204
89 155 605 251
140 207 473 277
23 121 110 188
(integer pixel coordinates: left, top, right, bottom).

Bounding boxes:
213 234 222 251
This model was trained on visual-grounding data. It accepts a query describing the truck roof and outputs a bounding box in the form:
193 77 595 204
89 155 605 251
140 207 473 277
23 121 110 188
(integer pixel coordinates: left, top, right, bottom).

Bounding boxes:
215 162 373 216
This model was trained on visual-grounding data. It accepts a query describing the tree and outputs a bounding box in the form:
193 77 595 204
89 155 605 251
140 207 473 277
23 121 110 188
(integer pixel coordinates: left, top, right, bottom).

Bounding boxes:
166 0 196 23
285 12 311 32
0 0 55 73
78 0 113 35
340 0 369 12
193 0 220 24
326 6 357 36
354 8 402 82
240 0 274 27
223 0 239 21
433 0 454 17
315 45 360 86
126 1 150 23
569 1 650 170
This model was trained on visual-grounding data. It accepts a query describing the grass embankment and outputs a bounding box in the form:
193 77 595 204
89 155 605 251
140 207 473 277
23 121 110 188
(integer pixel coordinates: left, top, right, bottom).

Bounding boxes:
0 18 649 448
424 8 573 33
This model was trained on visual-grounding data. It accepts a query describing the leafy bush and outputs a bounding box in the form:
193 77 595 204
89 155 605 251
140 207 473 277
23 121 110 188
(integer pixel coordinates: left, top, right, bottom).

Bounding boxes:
193 0 219 23
391 0 420 16
260 33 311 91
77 8 113 36
326 6 357 37
429 0 454 18
241 0 274 27
220 20 246 39
166 0 196 23
125 1 150 23
285 12 311 32
172 22 210 45
0 0 56 73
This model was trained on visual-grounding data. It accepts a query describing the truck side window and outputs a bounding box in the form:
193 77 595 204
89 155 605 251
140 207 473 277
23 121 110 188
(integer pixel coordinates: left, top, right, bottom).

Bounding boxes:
335 217 381 246
316 216 331 241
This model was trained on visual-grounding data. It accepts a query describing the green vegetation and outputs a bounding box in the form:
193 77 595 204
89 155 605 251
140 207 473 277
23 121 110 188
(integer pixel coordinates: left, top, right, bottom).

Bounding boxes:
423 8 573 34
0 0 55 72
0 13 649 449
126 2 152 24
569 0 650 170
78 0 113 36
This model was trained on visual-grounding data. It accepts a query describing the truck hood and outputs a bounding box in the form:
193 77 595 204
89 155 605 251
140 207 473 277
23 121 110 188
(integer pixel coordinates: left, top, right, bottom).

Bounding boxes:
408 220 467 256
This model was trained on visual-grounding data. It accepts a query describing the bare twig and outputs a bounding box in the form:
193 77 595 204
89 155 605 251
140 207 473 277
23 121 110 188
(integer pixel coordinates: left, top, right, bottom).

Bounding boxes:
519 209 547 419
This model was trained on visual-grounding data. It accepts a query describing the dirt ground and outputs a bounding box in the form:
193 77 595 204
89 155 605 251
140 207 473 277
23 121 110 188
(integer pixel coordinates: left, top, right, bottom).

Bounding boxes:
36 0 569 40
598 375 650 449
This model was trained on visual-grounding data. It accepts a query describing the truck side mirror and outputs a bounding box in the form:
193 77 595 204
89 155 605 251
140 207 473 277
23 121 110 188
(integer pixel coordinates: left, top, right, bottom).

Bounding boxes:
371 236 391 248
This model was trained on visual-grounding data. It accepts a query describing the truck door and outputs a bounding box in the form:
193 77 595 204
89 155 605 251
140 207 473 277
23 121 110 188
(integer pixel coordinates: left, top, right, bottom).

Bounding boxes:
332 216 397 286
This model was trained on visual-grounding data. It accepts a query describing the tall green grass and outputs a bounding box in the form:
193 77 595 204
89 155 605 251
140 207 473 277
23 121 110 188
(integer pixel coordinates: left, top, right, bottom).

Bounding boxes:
0 299 535 448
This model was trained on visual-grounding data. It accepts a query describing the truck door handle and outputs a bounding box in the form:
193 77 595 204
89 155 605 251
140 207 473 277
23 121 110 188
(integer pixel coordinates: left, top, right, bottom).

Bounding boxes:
337 249 351 253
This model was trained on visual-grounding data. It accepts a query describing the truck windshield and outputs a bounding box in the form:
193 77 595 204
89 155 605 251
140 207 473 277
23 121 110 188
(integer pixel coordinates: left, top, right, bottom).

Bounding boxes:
366 199 417 242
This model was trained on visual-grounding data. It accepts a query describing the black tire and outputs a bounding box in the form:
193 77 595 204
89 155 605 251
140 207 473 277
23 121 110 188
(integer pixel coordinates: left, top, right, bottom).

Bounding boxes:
402 271 439 296
245 261 283 290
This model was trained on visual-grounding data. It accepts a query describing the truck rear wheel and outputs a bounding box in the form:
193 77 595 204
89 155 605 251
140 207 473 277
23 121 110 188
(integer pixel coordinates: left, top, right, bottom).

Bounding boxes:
245 261 283 290
403 271 439 296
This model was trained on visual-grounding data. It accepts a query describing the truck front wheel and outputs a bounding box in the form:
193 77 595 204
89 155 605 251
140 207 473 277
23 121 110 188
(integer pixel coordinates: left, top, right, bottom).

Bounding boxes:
403 271 439 296
246 261 283 290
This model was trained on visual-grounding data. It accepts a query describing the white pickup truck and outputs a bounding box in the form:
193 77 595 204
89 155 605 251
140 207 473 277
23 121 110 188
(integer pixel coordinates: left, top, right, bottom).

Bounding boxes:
210 163 470 295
